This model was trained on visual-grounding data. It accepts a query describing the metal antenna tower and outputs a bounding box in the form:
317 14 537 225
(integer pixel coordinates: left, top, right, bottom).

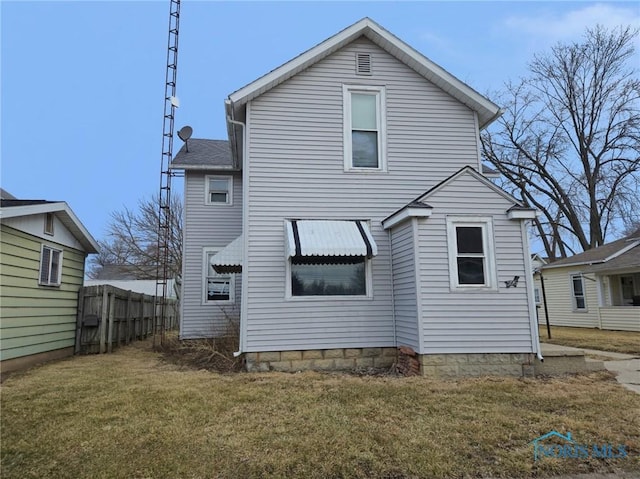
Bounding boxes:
154 0 181 347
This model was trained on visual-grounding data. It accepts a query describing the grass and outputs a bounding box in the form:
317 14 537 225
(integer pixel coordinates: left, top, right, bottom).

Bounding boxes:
2 343 639 479
539 326 640 355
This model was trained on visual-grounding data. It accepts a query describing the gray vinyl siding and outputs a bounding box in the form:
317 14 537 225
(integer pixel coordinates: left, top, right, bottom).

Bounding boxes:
390 221 419 350
180 171 242 339
416 174 534 353
244 37 482 351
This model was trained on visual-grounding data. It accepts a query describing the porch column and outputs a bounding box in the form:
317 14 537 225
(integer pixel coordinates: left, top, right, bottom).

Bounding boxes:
596 275 605 329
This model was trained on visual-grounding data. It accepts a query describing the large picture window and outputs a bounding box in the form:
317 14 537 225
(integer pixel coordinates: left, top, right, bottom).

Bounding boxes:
291 257 367 297
446 217 496 290
343 85 386 171
39 245 62 287
204 249 234 303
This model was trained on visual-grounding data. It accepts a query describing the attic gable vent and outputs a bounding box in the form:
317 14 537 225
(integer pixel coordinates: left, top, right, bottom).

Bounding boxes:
356 53 372 75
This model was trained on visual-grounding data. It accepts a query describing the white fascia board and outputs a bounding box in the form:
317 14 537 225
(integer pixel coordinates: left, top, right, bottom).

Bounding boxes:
226 18 501 127
603 240 640 262
543 261 595 270
0 202 99 253
169 164 237 171
228 19 370 105
0 202 65 220
382 207 432 230
507 209 537 220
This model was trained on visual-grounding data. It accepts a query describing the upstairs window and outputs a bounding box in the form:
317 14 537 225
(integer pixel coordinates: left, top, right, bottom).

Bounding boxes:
343 85 386 171
571 274 586 310
39 245 62 287
206 176 232 205
446 217 496 290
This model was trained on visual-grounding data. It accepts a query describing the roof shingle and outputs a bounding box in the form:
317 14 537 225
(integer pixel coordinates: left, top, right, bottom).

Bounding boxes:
170 139 234 170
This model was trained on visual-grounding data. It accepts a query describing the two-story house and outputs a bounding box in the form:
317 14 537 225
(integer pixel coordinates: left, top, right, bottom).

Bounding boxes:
171 18 541 377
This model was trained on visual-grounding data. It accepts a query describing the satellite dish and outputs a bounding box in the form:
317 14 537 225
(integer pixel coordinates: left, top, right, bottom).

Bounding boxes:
177 126 193 142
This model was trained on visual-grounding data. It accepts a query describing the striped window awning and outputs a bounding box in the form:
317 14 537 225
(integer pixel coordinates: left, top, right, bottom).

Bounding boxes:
210 235 243 273
285 220 377 259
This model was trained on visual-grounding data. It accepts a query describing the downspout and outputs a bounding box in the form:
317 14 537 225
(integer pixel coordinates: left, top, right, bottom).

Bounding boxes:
387 228 397 347
522 220 543 360
227 103 248 357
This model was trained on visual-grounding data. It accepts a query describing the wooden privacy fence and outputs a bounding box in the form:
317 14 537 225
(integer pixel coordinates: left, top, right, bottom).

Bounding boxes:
75 285 179 354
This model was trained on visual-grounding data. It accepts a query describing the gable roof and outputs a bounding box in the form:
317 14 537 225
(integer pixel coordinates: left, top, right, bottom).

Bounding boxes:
226 17 501 128
543 228 640 271
416 166 525 206
0 188 17 200
170 139 235 170
0 200 99 253
382 166 535 229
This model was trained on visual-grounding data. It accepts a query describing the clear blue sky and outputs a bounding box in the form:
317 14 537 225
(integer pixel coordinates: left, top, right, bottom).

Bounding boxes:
2 1 638 246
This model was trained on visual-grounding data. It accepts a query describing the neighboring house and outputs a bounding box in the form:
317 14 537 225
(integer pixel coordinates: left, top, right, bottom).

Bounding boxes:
171 18 541 376
0 199 99 372
535 229 640 332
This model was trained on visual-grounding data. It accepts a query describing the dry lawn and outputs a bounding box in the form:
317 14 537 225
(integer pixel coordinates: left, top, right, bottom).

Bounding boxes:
539 326 640 355
1 343 639 479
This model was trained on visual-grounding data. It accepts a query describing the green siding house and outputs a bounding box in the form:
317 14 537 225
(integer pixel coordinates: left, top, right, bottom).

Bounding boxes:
0 198 99 372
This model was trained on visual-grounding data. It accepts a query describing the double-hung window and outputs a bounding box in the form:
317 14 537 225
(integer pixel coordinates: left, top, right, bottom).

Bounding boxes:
570 274 586 310
204 248 234 303
206 176 232 205
446 217 496 290
39 245 62 287
343 85 386 171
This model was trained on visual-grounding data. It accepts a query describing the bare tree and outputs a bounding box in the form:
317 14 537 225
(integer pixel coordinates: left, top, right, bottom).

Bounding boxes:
88 194 183 280
482 26 640 260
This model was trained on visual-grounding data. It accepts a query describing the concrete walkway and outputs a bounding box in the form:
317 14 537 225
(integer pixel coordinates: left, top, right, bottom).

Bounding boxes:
543 344 640 394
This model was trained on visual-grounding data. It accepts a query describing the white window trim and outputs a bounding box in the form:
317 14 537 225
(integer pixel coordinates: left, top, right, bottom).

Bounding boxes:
570 273 587 312
343 84 387 172
205 175 233 205
446 216 497 291
39 244 63 287
202 247 235 305
285 257 373 301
